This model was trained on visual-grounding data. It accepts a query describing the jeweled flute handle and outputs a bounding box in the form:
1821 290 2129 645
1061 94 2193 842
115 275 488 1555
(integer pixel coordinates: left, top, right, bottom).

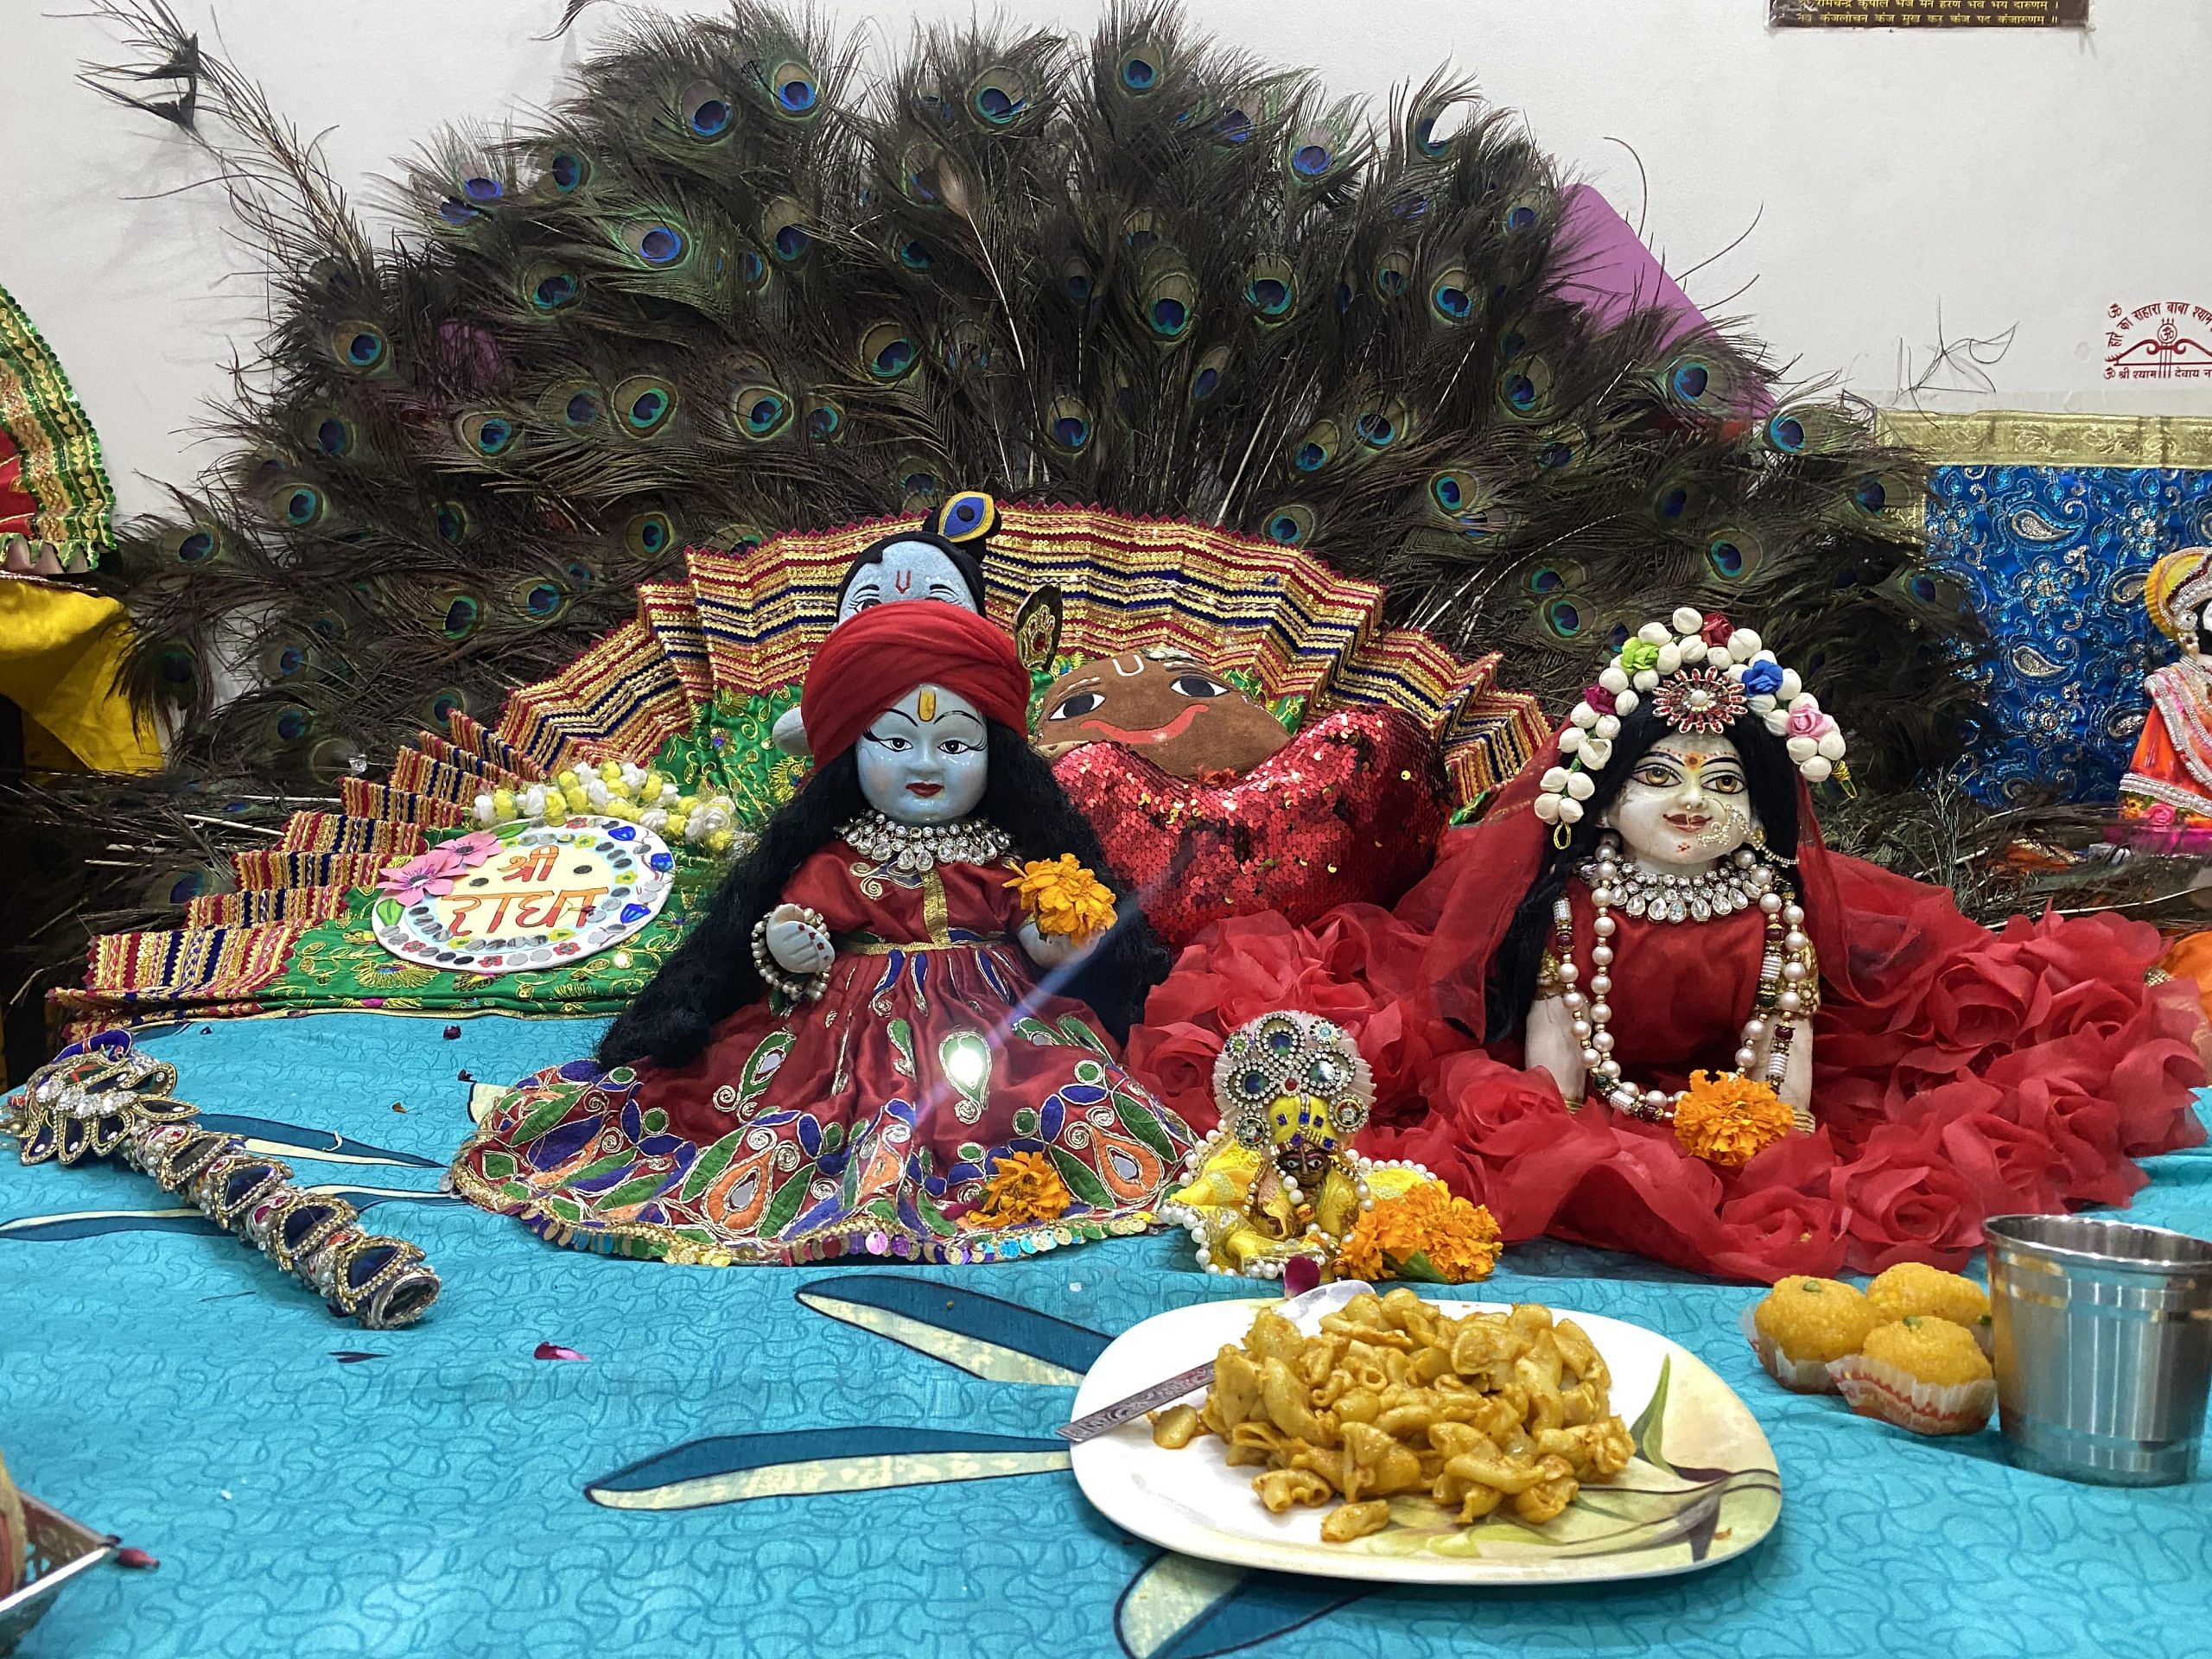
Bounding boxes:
5 1033 442 1329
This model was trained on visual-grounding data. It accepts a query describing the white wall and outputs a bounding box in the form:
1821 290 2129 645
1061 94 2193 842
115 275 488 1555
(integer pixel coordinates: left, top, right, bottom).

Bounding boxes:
3 0 2207 520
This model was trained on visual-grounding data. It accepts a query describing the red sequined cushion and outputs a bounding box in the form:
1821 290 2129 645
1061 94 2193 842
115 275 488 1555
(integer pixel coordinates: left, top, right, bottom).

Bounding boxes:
1054 706 1450 947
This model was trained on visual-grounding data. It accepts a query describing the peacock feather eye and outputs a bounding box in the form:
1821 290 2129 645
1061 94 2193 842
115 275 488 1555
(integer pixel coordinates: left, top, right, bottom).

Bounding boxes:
760 199 810 264
166 525 220 564
1116 41 1164 93
702 521 764 555
564 390 602 429
524 265 582 313
1292 419 1339 474
764 59 818 118
271 703 313 744
563 558 598 594
1354 397 1410 452
1707 529 1763 582
1852 473 1897 516
1242 257 1296 324
615 219 688 268
938 491 995 542
894 462 940 505
613 377 677 436
1372 248 1414 301
436 197 476 226
310 414 355 458
548 149 588 193
728 381 792 441
427 689 467 728
1541 594 1586 639
508 572 569 623
860 323 919 383
1141 270 1196 341
434 502 472 544
153 643 200 691
1427 265 1474 324
967 67 1029 128
899 143 944 207
1285 122 1340 182
1261 504 1317 545
438 594 480 639
1189 346 1230 404
454 410 522 459
896 238 933 271
463 175 502 203
1502 196 1541 232
806 398 844 442
1043 396 1093 456
270 481 327 528
328 322 390 375
680 80 734 140
1497 355 1554 421
1059 255 1096 305
1211 107 1252 146
625 510 676 559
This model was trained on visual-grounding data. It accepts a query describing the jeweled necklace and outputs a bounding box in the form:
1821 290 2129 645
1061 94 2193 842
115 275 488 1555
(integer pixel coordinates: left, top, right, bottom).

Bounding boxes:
838 811 1011 873
1547 832 1817 1127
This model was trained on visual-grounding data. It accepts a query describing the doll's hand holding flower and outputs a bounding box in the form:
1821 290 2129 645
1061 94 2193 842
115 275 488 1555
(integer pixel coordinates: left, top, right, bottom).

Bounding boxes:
765 903 833 974
1007 855 1118 945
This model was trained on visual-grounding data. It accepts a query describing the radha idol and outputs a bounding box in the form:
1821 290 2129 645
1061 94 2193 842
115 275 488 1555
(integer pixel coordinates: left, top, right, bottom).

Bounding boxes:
453 601 1196 1264
1131 608 2208 1281
2119 545 2212 849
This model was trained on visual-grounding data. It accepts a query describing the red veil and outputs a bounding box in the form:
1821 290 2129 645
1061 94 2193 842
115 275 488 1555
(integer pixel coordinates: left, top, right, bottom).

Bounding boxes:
1128 729 2208 1281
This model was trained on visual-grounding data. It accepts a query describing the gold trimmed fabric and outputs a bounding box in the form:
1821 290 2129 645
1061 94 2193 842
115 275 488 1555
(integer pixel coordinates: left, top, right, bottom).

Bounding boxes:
1878 410 2212 470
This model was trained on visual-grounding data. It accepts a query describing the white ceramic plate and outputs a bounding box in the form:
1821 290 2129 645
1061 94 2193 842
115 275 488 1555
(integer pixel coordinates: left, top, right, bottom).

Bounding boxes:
1069 1295 1781 1586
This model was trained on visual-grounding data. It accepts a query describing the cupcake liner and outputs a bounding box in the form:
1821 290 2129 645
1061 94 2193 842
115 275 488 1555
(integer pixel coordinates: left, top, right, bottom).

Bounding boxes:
1738 1302 1840 1394
1826 1351 1995 1437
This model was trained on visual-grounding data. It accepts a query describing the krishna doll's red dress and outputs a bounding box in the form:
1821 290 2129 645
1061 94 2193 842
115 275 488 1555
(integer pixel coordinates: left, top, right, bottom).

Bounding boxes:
1125 758 2208 1283
454 842 1195 1264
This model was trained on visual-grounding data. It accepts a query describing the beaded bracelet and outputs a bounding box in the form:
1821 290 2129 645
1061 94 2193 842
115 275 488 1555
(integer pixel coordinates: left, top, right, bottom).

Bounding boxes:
751 908 830 1003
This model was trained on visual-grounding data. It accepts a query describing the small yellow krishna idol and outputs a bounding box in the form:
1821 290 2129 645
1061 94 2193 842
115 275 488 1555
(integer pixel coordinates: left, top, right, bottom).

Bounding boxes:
1162 1011 1500 1284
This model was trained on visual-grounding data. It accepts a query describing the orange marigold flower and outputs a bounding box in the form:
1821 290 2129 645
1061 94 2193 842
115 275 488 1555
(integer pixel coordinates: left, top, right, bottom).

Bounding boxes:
1672 1069 1796 1170
1337 1181 1503 1284
960 1150 1076 1229
1006 855 1118 944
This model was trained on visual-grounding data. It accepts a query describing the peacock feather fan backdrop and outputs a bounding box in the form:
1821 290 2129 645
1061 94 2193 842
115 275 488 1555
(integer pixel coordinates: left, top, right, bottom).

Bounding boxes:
6 0 1983 1057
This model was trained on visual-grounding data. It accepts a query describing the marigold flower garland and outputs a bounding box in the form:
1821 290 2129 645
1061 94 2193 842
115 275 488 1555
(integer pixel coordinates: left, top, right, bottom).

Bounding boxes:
1335 1182 1503 1284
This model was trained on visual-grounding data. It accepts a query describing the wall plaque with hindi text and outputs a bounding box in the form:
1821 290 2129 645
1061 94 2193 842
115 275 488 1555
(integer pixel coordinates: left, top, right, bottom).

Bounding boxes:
1771 1 2086 23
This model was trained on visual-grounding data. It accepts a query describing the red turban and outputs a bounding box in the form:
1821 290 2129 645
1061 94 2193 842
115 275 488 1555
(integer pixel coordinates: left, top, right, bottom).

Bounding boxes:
801 600 1030 764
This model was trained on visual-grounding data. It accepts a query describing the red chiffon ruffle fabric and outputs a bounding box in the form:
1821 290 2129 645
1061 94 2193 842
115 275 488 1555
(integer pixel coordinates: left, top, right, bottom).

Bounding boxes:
1127 827 2207 1282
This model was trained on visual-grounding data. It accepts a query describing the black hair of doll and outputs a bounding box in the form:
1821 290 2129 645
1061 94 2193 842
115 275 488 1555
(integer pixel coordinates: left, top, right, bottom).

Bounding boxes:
1483 704 1804 1043
596 723 1168 1069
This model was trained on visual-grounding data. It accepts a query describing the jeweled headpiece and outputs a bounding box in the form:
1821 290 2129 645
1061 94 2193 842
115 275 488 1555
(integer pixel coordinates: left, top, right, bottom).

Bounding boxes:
1211 1011 1375 1179
1533 607 1846 828
2145 547 2212 653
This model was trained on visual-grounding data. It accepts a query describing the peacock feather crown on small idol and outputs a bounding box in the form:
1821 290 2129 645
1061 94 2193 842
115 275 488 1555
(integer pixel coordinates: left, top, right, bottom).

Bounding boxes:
1532 607 1847 827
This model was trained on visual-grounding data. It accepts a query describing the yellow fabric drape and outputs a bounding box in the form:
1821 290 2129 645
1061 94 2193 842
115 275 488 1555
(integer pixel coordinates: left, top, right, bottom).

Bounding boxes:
0 577 162 772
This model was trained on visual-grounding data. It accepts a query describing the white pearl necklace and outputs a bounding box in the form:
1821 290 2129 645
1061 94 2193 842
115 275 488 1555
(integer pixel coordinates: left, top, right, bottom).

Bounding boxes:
1548 834 1817 1126
838 812 1011 873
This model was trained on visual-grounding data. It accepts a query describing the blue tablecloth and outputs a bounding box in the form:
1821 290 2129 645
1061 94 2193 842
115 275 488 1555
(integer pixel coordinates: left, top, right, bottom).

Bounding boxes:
5 1013 2210 1658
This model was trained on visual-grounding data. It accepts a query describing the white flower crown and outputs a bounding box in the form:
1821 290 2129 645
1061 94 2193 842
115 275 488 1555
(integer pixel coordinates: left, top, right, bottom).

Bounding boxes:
1532 607 1847 827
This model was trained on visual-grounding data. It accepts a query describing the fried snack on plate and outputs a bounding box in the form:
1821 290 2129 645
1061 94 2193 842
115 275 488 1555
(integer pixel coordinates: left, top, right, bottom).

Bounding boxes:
1166 1287 1631 1543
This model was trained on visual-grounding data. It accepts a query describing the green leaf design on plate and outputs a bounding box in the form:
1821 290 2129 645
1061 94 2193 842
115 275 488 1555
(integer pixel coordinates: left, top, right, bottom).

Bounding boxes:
374 898 403 926
1630 1354 1675 1476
